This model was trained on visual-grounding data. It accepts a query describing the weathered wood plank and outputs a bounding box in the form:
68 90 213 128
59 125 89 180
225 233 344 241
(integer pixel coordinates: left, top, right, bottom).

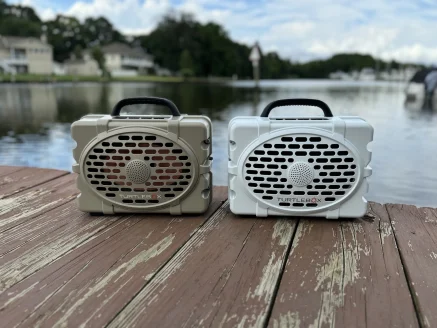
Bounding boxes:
108 204 297 328
268 203 419 328
386 203 437 328
0 187 228 328
0 166 26 178
0 173 77 235
0 167 68 198
0 201 123 294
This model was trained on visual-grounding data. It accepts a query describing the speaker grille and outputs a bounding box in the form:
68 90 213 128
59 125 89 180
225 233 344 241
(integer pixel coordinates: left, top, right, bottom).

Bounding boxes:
288 162 314 186
84 133 194 207
126 160 150 184
243 134 358 210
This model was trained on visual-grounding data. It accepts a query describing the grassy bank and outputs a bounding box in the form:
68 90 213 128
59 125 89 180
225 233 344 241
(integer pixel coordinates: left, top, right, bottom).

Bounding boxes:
0 74 234 84
0 74 185 84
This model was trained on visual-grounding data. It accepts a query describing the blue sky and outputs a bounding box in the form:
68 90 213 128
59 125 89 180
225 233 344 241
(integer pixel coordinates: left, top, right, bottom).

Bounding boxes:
9 0 437 64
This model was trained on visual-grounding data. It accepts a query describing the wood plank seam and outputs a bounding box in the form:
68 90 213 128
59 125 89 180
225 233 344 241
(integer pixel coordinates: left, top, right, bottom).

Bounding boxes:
104 199 227 327
267 204 420 328
0 171 71 200
10 216 140 327
263 218 301 328
0 167 26 178
0 195 76 235
385 204 425 328
203 221 256 326
0 211 127 293
0 212 73 257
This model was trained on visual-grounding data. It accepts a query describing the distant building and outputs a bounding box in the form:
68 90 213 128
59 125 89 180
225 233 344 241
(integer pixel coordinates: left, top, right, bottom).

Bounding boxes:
53 61 66 76
100 42 154 76
0 35 53 74
64 58 100 76
65 42 155 77
358 68 376 81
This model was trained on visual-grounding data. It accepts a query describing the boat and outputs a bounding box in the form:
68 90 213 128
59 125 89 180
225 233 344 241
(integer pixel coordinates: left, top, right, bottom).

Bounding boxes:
405 68 437 103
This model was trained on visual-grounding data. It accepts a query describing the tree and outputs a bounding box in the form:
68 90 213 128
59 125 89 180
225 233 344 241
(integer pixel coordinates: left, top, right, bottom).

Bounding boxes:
179 49 194 77
91 46 109 77
44 15 85 62
0 3 42 37
73 44 83 59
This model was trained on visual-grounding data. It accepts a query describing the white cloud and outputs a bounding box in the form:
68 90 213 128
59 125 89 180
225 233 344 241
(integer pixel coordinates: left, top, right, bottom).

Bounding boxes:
66 0 171 34
8 0 437 64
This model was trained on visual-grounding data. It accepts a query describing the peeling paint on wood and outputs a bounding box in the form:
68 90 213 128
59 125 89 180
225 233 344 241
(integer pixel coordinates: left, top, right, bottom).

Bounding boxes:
268 204 419 328
0 182 227 328
108 205 297 328
0 174 77 235
0 167 68 198
386 204 437 328
272 311 301 328
0 167 433 328
52 235 175 328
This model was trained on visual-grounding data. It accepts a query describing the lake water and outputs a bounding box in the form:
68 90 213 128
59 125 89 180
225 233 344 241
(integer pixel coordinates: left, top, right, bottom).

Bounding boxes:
0 80 436 207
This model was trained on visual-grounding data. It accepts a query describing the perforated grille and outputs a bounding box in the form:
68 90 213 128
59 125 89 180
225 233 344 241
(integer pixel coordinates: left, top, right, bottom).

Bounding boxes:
288 162 314 186
126 160 150 184
243 134 358 210
84 133 194 207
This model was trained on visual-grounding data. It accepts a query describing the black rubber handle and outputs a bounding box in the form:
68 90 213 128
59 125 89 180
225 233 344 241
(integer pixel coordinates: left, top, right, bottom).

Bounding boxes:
260 98 333 117
111 97 181 116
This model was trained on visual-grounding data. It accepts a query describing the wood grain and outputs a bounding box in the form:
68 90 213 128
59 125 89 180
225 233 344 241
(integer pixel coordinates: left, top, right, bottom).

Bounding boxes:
0 201 122 294
0 167 68 198
0 165 432 328
0 166 26 178
0 187 227 328
0 173 77 235
386 203 437 328
108 204 297 328
268 203 419 328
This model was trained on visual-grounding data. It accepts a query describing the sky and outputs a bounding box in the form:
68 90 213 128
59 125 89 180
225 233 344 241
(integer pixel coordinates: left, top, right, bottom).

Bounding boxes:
9 0 437 64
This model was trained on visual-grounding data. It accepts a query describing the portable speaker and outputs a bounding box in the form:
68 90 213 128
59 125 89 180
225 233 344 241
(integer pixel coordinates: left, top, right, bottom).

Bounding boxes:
228 98 373 219
72 97 212 215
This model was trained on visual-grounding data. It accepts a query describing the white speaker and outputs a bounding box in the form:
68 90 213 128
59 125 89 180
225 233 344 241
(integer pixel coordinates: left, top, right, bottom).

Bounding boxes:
228 99 373 219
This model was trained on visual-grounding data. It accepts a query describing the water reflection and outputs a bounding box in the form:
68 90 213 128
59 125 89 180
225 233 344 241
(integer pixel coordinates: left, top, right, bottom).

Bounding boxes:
0 80 436 207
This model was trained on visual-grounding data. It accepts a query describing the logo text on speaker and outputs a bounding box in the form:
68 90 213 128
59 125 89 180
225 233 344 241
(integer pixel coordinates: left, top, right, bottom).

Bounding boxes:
120 194 162 199
277 197 322 203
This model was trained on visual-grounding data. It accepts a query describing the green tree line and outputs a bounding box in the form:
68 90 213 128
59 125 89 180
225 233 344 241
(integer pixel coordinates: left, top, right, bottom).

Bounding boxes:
0 0 418 78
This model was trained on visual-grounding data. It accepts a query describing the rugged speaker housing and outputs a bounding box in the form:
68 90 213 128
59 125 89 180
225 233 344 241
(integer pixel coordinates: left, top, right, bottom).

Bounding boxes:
228 99 373 219
72 97 212 215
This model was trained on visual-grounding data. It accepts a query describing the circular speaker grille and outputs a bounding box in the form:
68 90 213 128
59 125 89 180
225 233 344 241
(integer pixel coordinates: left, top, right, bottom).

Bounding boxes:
288 162 314 186
83 132 194 208
126 160 150 184
243 133 359 210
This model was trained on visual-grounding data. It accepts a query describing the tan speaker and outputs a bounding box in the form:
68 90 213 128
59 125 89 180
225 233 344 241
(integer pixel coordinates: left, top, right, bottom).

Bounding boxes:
72 97 212 215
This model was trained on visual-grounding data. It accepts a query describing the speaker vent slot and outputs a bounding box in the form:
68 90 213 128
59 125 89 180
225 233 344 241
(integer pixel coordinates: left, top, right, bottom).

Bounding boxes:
85 132 194 208
243 133 358 210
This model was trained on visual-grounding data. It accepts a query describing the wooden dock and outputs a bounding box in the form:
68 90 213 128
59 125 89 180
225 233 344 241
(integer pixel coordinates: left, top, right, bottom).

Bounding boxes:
0 166 436 328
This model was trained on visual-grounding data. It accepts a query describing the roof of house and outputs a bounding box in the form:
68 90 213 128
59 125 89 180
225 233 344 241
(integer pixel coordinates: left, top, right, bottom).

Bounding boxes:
0 35 52 50
99 42 153 60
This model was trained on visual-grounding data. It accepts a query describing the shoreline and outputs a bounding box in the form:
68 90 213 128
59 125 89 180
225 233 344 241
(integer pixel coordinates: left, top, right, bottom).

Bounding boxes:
0 74 235 84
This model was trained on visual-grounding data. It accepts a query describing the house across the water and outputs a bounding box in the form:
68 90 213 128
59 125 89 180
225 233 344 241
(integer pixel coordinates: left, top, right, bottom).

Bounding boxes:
65 42 155 77
0 35 53 74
